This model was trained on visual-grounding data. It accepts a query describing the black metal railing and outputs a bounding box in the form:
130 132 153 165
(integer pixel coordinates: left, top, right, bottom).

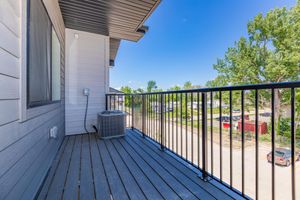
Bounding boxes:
106 81 300 200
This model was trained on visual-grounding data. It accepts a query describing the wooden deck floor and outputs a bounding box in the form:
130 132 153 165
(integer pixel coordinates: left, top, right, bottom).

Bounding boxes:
37 130 237 200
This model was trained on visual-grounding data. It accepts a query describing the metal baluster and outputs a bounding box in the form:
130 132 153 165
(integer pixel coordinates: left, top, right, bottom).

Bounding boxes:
128 95 133 127
241 91 245 195
109 95 112 110
186 93 188 160
165 94 168 147
176 93 179 154
114 95 116 110
219 91 223 181
210 91 214 176
117 95 119 110
132 95 134 130
148 95 150 136
153 94 155 140
271 89 275 200
126 96 128 126
151 95 152 137
255 89 259 199
168 94 170 148
291 88 295 200
191 92 194 164
105 95 108 110
155 94 159 141
147 95 149 136
202 92 208 181
160 94 165 150
229 91 233 187
124 96 127 127
197 92 200 168
181 93 183 157
142 95 145 136
172 93 174 151
145 94 148 135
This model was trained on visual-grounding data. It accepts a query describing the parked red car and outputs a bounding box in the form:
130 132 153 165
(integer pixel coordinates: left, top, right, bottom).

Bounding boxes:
267 148 300 166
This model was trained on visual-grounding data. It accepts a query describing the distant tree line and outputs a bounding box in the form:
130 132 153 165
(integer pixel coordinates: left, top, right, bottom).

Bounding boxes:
120 80 201 94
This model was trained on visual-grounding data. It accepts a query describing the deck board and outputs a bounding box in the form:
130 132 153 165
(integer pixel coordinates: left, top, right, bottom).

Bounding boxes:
105 139 147 200
79 135 95 200
63 135 81 200
111 139 164 200
97 139 130 200
127 131 234 200
117 138 180 200
89 134 111 200
125 134 215 200
38 130 240 200
37 138 69 200
122 137 198 200
46 136 75 200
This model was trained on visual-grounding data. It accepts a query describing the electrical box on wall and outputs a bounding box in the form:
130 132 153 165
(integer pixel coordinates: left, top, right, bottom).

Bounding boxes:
83 88 90 96
49 126 58 139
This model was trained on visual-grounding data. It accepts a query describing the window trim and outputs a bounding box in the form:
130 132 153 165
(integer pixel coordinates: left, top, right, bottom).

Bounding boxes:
26 0 61 108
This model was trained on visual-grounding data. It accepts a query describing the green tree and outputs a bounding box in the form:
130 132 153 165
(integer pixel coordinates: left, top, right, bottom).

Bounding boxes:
211 2 300 85
120 86 133 94
147 80 157 92
296 90 300 134
134 88 145 94
169 85 181 91
120 86 133 107
209 2 300 134
183 81 193 89
168 85 181 101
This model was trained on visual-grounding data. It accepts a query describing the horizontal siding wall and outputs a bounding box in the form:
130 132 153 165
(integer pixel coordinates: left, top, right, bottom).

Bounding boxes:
0 0 65 199
65 28 109 135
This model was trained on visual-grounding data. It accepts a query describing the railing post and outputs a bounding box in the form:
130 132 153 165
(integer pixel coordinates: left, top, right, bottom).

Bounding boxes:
201 92 208 181
142 95 146 137
131 95 134 130
105 94 108 110
160 94 165 150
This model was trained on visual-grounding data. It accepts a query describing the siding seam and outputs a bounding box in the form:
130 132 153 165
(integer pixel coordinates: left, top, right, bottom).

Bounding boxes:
0 21 20 38
0 73 19 79
0 46 19 59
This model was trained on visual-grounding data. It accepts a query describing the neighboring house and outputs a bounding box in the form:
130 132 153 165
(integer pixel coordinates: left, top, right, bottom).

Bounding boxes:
208 99 228 108
108 87 124 110
109 87 124 94
0 0 160 199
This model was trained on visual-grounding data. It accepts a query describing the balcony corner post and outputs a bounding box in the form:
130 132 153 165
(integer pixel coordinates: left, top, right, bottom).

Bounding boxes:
160 94 165 150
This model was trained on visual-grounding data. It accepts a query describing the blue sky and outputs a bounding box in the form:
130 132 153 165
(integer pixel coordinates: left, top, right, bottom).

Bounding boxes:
110 0 296 90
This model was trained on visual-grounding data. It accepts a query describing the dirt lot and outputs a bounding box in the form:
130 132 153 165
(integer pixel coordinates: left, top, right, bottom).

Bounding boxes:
161 123 299 200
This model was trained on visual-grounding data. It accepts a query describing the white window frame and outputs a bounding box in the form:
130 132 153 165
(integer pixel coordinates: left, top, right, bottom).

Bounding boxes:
20 0 62 122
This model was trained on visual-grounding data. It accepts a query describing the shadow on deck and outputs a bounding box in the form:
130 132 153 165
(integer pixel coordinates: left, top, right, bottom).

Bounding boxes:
37 129 242 200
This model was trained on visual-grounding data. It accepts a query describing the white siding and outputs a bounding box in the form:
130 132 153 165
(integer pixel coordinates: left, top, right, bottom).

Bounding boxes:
65 28 109 135
0 74 19 99
0 48 20 78
0 0 66 199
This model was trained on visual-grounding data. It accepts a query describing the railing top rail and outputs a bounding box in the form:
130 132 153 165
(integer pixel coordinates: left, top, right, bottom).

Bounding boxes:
106 81 300 96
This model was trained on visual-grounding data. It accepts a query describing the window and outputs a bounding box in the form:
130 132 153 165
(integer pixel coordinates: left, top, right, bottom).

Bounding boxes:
27 0 61 108
52 29 61 101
